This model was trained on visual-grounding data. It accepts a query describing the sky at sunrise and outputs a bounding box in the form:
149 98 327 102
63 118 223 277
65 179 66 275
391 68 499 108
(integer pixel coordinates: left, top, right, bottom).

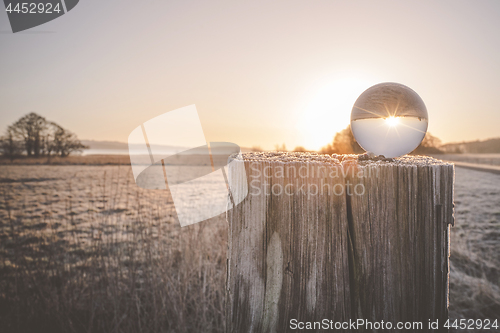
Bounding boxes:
1 0 500 150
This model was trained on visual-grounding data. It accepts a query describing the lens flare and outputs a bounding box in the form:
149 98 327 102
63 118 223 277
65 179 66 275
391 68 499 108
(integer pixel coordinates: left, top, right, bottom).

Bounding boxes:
350 82 428 158
385 116 399 127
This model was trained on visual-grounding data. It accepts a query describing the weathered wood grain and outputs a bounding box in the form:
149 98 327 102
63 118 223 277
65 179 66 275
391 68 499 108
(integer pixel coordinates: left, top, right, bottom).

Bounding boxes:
345 155 453 332
226 152 351 333
226 152 454 333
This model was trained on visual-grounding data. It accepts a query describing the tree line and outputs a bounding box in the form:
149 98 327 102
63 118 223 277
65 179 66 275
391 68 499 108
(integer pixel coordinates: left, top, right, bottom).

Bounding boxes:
0 112 87 159
319 124 443 155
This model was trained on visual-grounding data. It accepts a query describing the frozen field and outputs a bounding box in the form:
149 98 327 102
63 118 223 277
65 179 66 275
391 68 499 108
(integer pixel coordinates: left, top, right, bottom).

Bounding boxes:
0 162 499 331
0 165 228 332
434 153 500 167
449 167 500 321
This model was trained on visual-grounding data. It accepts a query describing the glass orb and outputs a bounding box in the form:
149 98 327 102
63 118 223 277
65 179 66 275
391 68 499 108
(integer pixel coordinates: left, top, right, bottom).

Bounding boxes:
350 82 428 158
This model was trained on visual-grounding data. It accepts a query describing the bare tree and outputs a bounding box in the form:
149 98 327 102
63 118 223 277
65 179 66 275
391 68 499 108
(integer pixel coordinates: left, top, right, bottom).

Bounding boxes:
5 112 87 158
9 112 48 156
50 124 87 157
411 132 443 155
320 125 364 154
0 128 23 161
293 146 307 152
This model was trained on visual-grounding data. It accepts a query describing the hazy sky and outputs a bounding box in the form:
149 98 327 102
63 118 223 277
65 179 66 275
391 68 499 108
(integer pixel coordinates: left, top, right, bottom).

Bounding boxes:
1 0 499 150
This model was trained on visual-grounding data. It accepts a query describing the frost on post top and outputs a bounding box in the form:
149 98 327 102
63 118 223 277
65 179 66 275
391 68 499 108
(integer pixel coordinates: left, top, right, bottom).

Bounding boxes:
230 151 452 167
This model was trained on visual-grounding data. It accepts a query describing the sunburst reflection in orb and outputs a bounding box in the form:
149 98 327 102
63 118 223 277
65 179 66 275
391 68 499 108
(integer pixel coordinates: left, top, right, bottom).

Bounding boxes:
350 82 428 158
385 116 400 127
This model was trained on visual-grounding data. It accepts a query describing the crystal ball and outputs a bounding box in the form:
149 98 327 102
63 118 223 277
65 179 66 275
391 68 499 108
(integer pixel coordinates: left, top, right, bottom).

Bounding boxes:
350 82 428 158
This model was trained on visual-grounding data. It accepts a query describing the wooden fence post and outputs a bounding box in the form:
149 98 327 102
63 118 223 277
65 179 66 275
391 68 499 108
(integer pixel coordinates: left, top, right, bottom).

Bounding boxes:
344 155 454 332
226 152 454 333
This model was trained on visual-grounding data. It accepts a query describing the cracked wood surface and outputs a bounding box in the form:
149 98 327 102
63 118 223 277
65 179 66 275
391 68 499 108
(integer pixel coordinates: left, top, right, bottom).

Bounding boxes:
226 152 454 333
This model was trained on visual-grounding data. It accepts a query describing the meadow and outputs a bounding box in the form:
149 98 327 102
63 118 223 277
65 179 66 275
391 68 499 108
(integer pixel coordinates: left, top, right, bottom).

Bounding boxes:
433 153 500 167
0 156 499 332
0 165 227 333
449 167 500 322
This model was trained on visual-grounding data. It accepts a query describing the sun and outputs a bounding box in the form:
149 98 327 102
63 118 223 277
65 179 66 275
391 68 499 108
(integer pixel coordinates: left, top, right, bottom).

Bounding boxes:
297 77 374 150
385 116 399 127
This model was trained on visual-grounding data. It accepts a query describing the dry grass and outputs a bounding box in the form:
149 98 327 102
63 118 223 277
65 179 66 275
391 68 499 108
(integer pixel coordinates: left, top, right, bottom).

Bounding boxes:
0 166 226 333
0 164 498 333
0 154 131 165
448 167 500 332
450 231 500 320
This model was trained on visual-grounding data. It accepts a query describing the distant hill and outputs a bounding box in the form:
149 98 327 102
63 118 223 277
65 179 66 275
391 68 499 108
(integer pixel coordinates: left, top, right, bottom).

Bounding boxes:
440 138 500 154
81 140 254 154
81 140 129 150
81 140 189 155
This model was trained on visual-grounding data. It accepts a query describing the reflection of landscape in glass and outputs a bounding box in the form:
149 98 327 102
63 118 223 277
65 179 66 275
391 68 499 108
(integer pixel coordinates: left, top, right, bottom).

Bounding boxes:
351 116 428 158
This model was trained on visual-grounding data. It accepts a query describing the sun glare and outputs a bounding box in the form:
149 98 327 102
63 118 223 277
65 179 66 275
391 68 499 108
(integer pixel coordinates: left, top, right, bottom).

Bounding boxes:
385 116 399 127
297 77 374 150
